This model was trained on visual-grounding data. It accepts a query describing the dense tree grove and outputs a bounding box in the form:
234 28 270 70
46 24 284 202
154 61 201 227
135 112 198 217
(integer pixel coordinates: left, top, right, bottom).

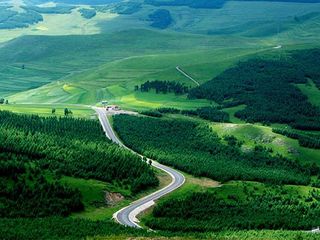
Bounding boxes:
157 107 181 114
1 217 319 240
138 80 189 95
0 217 152 240
273 128 320 149
0 152 84 218
140 110 163 118
113 115 317 185
0 98 8 104
181 107 230 122
146 186 320 231
148 9 173 29
0 111 158 194
188 49 320 129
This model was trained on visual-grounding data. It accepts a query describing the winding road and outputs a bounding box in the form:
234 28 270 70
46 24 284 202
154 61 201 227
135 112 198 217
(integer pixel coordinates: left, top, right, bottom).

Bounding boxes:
94 107 185 228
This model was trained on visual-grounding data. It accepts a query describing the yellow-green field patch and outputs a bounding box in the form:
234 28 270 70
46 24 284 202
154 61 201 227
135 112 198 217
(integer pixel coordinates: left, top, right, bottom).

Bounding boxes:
0 103 94 118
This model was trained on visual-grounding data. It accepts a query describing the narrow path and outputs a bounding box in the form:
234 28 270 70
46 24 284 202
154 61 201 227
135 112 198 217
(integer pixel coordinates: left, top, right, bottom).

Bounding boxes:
176 66 200 86
93 107 185 228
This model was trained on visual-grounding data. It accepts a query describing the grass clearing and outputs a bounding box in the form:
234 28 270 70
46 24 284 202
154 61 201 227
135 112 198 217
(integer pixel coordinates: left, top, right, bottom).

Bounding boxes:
0 103 94 118
222 104 246 123
211 122 320 165
61 176 129 208
211 180 317 201
296 79 320 107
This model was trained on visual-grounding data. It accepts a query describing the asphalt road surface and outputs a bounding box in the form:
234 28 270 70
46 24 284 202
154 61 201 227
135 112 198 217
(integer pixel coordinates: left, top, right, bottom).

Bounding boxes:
94 107 185 228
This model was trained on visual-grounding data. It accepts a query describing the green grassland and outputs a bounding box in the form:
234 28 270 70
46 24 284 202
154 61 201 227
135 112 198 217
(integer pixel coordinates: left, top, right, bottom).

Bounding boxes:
6 44 265 109
1 1 320 110
7 46 264 110
1 29 259 99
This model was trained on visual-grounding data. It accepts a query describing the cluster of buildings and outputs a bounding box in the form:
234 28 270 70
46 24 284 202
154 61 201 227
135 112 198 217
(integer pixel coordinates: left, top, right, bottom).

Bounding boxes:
101 101 120 111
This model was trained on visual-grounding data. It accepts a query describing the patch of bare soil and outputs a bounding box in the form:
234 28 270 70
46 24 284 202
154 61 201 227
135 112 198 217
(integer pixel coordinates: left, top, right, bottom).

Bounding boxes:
105 192 124 206
272 137 286 147
188 176 221 188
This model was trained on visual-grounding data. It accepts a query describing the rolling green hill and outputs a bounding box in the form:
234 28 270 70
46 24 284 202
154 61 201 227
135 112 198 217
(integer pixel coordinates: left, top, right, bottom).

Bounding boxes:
1 0 320 110
0 30 213 97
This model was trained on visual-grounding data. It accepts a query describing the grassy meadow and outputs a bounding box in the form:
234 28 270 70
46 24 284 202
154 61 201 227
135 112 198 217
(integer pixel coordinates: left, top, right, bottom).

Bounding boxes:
5 43 264 109
1 1 320 110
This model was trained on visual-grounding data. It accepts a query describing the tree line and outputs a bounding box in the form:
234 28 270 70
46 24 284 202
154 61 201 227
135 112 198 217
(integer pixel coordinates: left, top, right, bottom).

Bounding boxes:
137 80 189 95
140 107 230 123
148 9 172 29
273 128 320 149
180 107 230 122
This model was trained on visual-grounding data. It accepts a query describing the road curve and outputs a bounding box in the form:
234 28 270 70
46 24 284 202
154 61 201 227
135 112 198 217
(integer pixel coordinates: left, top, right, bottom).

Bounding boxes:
93 107 185 228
